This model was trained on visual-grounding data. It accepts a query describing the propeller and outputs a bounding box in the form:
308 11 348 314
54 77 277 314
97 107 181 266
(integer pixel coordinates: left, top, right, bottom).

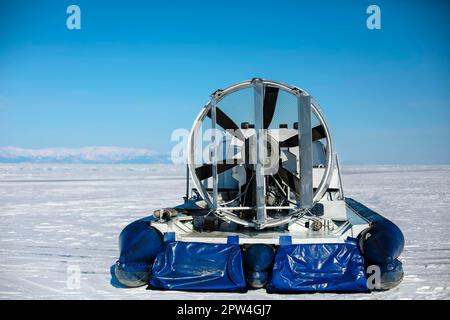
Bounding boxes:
263 86 279 129
279 125 326 148
195 159 242 180
206 106 245 141
201 85 321 190
206 85 279 140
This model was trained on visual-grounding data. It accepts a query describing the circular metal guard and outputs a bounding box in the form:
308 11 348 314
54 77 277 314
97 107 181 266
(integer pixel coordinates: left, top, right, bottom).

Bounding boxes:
187 79 334 229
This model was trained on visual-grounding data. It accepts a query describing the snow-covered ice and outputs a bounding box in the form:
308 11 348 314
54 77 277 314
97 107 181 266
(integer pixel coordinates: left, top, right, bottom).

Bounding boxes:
0 164 449 300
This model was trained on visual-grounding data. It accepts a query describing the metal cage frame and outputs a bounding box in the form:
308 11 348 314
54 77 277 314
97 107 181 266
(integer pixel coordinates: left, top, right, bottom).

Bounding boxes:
187 79 334 229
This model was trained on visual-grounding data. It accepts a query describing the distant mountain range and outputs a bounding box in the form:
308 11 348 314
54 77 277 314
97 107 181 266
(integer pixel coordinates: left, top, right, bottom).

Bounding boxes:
0 147 171 164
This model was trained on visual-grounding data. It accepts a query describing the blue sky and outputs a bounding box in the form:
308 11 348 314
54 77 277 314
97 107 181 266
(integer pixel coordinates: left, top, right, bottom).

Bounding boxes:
0 0 449 164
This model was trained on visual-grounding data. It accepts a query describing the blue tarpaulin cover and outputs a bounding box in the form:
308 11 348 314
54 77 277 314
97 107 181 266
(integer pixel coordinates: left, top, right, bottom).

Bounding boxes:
267 238 369 292
149 241 246 292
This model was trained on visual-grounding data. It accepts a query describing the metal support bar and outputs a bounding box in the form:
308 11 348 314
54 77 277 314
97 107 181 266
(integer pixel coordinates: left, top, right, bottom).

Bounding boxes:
298 94 313 209
210 99 219 210
252 78 266 228
185 164 190 199
217 206 295 211
335 153 345 200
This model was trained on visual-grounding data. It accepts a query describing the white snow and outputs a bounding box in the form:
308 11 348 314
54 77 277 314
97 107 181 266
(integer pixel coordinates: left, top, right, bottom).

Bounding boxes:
0 164 449 300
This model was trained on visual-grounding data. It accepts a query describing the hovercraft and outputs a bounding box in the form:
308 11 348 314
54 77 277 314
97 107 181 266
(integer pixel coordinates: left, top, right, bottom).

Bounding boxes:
114 78 404 293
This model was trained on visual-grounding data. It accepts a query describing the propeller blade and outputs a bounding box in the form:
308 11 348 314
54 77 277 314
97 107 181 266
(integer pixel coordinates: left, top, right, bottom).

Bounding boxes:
207 106 245 141
312 125 326 141
277 166 300 194
279 135 298 148
279 125 326 148
195 159 241 180
263 86 279 129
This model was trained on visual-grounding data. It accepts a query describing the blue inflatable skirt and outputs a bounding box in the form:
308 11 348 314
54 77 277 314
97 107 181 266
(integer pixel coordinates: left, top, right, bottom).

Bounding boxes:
267 238 369 293
150 241 247 292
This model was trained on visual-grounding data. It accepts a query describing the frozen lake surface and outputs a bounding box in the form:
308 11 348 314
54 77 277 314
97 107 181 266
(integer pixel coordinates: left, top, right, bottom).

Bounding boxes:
0 164 449 300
